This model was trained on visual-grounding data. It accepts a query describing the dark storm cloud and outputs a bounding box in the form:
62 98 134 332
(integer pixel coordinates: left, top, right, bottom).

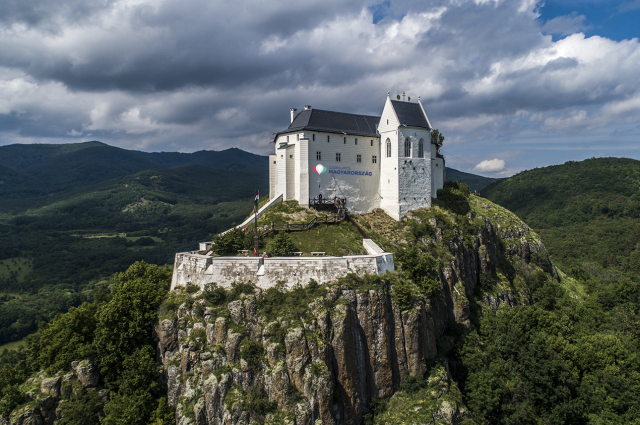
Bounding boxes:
0 0 639 171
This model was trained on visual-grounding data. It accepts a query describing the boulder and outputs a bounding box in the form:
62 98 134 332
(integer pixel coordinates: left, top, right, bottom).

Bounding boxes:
39 377 61 399
70 359 99 388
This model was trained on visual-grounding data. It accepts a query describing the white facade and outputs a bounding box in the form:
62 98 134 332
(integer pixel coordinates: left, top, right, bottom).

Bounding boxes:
270 95 445 220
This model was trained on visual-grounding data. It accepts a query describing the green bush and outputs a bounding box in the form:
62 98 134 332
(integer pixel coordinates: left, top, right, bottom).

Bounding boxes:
239 339 265 367
202 283 226 306
393 281 415 311
396 244 442 298
57 386 104 425
266 232 296 257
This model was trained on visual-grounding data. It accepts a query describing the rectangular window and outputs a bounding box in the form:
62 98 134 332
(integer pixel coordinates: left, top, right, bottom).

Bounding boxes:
355 138 358 145
287 136 289 142
290 155 293 158
372 156 377 164
371 140 373 146
312 134 315 141
344 137 346 144
357 154 361 163
336 153 341 162
297 134 299 141
316 151 321 160
327 135 330 142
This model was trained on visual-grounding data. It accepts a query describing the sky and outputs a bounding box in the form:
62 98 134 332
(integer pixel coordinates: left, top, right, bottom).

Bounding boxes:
0 0 638 177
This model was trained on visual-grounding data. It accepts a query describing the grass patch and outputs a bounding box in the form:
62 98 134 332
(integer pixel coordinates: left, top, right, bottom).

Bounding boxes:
265 222 366 256
0 257 32 283
0 338 25 351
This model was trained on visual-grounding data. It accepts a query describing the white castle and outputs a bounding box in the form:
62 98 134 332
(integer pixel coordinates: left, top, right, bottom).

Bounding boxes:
269 93 445 220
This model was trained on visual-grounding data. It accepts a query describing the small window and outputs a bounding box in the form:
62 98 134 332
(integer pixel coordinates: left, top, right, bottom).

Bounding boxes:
357 154 362 163
371 140 373 146
344 137 346 144
372 156 377 164
336 153 341 162
418 139 424 158
290 155 293 158
273 161 276 164
297 134 299 141
355 138 358 145
386 139 391 157
387 119 389 125
287 136 289 142
327 135 330 142
316 151 321 160
312 134 315 141
404 139 411 157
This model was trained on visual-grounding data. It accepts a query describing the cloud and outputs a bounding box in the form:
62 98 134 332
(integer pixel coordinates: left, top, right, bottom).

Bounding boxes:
474 158 506 172
618 0 640 13
541 13 590 36
0 0 637 172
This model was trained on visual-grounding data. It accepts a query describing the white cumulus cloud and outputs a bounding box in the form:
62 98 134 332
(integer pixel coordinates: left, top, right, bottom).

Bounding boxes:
474 158 506 172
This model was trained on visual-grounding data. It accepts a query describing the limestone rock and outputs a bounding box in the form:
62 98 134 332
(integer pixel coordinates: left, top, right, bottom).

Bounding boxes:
155 319 178 355
9 405 43 425
284 328 310 393
71 359 99 388
227 300 244 323
225 333 244 364
39 377 61 399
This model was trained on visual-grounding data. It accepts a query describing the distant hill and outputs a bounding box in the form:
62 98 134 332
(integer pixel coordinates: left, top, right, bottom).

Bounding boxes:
0 142 268 201
445 167 499 192
482 157 640 271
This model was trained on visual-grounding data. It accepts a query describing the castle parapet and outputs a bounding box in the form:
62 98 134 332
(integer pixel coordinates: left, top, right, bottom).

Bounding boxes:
170 239 394 291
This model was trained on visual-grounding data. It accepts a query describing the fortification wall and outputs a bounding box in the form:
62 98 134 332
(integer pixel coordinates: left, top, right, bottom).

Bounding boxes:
171 240 394 291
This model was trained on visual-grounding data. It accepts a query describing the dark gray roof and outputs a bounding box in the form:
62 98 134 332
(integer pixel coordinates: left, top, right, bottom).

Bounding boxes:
285 109 380 138
390 100 431 129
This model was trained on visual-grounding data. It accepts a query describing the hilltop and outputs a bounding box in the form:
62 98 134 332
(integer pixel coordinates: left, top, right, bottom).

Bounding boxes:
0 142 267 203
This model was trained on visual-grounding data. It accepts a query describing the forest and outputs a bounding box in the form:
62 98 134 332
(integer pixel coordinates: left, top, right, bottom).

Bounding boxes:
0 142 269 345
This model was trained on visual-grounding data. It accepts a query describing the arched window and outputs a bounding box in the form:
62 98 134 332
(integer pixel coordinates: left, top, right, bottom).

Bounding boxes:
404 139 411 157
418 139 424 158
386 139 391 157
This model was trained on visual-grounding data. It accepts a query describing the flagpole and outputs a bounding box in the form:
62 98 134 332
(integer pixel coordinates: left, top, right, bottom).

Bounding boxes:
254 189 259 256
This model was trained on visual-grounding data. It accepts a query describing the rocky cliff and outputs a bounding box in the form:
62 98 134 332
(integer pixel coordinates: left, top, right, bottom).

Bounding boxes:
157 195 554 425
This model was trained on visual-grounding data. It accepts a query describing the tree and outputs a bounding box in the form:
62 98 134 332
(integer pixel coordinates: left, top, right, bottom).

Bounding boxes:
266 232 296 257
430 129 445 153
94 261 171 388
56 386 104 425
30 302 98 374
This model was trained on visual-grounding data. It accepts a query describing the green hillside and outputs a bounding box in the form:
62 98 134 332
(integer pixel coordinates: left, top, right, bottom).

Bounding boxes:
0 142 268 202
482 157 640 272
0 163 268 344
445 167 499 192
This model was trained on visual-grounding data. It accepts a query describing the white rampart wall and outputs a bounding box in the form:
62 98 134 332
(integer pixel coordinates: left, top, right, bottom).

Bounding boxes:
171 239 394 290
432 157 444 196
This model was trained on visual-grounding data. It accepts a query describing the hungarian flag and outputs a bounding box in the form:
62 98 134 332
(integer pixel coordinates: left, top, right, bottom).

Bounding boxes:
253 190 259 212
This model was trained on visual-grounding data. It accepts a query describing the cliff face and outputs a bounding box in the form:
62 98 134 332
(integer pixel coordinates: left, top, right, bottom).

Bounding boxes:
157 197 552 425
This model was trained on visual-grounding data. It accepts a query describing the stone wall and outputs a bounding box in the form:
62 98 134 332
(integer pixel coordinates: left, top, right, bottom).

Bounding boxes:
170 239 394 291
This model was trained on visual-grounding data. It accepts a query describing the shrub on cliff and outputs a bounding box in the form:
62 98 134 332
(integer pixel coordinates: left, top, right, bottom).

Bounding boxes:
266 232 296 256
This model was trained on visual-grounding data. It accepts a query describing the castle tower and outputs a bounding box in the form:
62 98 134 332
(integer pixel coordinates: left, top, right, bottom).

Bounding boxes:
378 94 437 220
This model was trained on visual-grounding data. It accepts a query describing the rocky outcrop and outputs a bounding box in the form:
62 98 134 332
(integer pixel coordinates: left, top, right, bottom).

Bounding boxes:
159 205 552 424
1 360 107 425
